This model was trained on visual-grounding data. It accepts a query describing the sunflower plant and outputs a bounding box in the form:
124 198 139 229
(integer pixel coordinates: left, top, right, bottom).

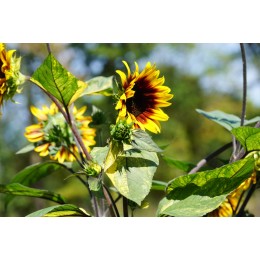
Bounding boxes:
0 43 260 217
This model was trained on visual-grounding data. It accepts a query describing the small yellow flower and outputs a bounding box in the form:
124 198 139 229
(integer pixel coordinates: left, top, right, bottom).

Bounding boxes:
0 43 25 113
115 61 173 134
24 103 96 163
208 172 257 217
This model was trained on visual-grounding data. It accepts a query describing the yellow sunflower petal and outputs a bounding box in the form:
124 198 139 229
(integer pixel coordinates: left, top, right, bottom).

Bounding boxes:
75 105 87 117
137 114 161 133
34 143 50 156
24 131 44 142
116 70 127 86
25 124 42 132
122 60 131 77
143 108 169 121
30 106 48 121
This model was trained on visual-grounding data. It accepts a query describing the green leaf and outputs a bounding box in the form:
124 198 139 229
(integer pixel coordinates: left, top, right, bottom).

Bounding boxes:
196 109 260 131
131 129 163 152
5 161 70 206
82 76 113 96
88 177 104 198
157 157 255 216
106 149 159 205
231 126 260 151
90 146 109 166
161 155 196 172
31 53 86 106
9 161 70 187
26 204 90 217
16 144 35 154
0 183 66 204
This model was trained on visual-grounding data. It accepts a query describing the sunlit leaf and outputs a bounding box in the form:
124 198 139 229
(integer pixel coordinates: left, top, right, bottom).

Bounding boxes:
157 195 227 217
0 183 66 204
104 141 123 172
231 126 260 151
196 109 260 131
106 149 159 205
31 53 86 106
157 157 255 216
26 204 90 217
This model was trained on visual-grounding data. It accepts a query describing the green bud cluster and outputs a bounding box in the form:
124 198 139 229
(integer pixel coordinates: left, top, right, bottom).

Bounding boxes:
110 120 133 143
83 162 102 177
43 112 74 147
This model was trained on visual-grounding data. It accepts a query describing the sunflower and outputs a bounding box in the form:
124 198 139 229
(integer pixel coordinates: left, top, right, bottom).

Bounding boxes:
0 43 25 113
115 61 173 134
24 103 96 163
208 173 257 217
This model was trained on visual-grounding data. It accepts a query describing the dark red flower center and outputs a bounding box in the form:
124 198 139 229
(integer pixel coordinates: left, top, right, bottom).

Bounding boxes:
126 79 154 117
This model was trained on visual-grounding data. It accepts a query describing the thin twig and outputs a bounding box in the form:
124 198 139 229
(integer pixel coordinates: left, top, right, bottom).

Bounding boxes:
188 142 232 174
230 44 248 162
46 43 52 54
240 43 247 127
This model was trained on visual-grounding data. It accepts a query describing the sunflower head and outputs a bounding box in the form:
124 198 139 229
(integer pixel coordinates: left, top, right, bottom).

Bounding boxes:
24 103 96 163
0 43 25 113
115 61 173 134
